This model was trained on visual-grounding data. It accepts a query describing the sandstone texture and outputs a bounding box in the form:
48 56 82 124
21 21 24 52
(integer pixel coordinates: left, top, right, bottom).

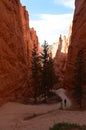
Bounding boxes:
64 0 86 89
54 35 68 88
0 0 39 104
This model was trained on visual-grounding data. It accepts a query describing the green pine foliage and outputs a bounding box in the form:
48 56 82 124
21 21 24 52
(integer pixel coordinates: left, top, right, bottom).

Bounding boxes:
31 41 55 103
41 40 55 102
31 43 42 103
47 52 55 90
41 41 50 101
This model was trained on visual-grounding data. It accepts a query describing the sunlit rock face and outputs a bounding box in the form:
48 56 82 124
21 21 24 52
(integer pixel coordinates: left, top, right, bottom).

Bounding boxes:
64 0 86 89
0 0 39 105
20 6 39 66
54 35 68 88
51 24 72 58
53 25 72 88
20 5 39 95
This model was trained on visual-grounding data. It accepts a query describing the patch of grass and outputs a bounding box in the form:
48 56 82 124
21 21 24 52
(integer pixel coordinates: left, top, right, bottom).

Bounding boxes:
50 122 86 130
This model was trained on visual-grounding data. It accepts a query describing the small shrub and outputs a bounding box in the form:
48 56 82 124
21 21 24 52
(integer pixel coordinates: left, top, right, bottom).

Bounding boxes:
49 122 86 130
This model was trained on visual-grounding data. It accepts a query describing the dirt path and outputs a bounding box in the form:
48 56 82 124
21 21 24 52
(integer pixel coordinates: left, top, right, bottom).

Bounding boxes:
21 110 86 130
0 102 86 130
0 89 85 130
52 88 72 109
56 88 72 108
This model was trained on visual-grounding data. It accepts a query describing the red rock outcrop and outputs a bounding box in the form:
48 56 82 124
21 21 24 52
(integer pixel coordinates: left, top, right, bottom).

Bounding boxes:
0 0 39 104
53 23 72 88
20 5 39 92
64 0 86 89
54 35 68 88
20 6 39 66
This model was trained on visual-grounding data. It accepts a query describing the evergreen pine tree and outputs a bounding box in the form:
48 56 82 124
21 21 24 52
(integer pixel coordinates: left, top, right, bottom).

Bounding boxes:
47 51 55 91
31 43 42 103
41 40 55 102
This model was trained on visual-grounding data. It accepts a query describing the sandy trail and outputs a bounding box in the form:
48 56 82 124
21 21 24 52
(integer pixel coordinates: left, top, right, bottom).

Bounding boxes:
0 102 86 130
56 88 72 108
23 110 86 130
0 102 60 130
0 89 85 130
52 88 72 108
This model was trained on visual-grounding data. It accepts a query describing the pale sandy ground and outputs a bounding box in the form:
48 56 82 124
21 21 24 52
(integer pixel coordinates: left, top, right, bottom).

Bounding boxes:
0 89 86 130
52 88 72 108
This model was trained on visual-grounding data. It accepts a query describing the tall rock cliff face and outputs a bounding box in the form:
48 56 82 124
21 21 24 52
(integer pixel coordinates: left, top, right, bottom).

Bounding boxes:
20 5 39 91
20 6 39 66
0 0 39 104
54 35 69 88
64 0 86 89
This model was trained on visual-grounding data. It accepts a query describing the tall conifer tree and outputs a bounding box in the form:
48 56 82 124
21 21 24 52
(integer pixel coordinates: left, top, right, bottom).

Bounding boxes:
41 41 55 102
31 44 42 103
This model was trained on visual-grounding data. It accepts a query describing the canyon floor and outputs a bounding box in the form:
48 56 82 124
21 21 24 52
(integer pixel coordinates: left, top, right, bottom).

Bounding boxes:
0 89 85 130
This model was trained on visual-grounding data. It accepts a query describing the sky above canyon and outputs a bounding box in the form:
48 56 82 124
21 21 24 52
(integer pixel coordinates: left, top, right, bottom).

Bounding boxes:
20 0 75 44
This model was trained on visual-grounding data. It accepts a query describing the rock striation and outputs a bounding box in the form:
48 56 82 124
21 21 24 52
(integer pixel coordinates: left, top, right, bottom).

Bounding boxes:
64 0 86 89
52 23 72 88
0 0 39 104
54 35 69 88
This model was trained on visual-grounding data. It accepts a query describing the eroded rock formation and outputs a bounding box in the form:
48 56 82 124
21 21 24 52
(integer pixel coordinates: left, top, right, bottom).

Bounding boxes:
64 0 86 89
54 35 68 88
0 0 39 104
51 23 72 88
